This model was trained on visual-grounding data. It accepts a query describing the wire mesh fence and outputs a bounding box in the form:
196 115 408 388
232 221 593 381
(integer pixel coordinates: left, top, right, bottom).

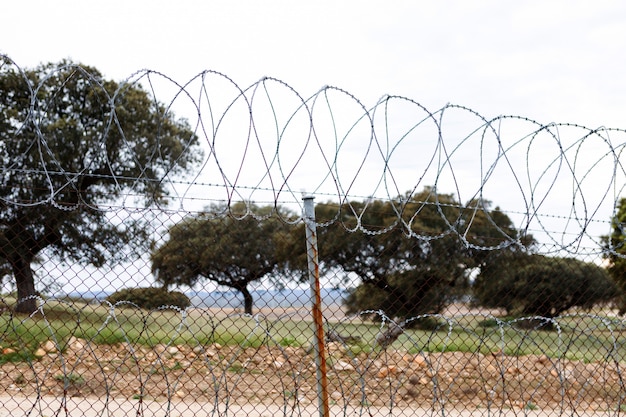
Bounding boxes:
2 55 626 416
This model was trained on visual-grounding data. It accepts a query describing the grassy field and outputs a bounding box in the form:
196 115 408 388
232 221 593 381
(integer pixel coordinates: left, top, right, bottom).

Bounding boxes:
1 297 626 364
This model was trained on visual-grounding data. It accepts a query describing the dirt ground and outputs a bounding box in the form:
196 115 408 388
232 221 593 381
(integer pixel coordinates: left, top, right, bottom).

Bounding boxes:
1 304 624 416
0 337 623 414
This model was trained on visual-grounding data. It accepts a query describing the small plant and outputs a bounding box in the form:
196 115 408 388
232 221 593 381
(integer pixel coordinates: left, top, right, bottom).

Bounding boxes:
348 342 371 356
478 317 515 328
525 401 538 410
167 361 184 371
278 336 301 347
228 362 245 373
13 373 26 385
54 372 85 387
0 348 31 365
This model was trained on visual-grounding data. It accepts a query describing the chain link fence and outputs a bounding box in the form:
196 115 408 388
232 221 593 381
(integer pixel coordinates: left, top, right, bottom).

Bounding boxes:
2 55 626 416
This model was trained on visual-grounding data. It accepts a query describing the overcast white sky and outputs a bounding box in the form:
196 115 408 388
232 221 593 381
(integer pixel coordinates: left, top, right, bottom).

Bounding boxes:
2 0 626 292
3 1 626 243
2 0 626 128
3 1 626 213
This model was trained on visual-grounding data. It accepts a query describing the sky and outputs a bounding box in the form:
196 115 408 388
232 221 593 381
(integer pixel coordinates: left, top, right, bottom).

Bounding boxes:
2 1 626 292
2 1 626 128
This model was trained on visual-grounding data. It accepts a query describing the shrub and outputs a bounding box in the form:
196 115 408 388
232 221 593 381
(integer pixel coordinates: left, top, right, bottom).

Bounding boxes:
105 287 191 310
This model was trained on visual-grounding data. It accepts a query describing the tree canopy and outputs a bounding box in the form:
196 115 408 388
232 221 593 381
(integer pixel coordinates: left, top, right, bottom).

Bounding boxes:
151 203 293 314
602 197 626 314
0 58 201 312
280 188 529 322
473 253 617 318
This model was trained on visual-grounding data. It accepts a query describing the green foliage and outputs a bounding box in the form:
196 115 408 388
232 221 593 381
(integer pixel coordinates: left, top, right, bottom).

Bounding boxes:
477 317 515 328
54 372 85 387
602 197 626 314
471 251 529 314
0 57 202 313
106 287 191 310
473 253 617 318
343 269 458 324
278 336 302 347
295 188 527 321
151 202 294 314
0 349 33 365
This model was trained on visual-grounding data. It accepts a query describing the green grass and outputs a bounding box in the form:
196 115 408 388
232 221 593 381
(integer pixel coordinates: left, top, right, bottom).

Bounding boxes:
278 336 303 347
1 299 626 365
0 350 33 365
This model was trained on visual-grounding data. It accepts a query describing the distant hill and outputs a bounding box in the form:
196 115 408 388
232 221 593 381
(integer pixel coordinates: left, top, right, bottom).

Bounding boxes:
62 288 349 309
188 288 348 309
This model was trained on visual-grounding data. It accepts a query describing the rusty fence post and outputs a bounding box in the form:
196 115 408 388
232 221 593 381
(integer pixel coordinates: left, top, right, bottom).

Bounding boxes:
302 194 330 417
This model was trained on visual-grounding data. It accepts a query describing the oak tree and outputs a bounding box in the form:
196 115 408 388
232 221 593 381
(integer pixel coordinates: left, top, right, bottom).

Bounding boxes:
473 254 616 318
0 58 201 312
602 197 626 313
151 203 292 314
280 188 527 322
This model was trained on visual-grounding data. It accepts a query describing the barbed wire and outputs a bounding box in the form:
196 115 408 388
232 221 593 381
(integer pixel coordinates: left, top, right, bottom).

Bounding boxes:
4 55 626 416
2 55 626 252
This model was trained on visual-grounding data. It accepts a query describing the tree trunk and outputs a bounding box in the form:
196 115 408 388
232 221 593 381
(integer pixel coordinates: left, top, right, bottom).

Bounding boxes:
12 255 38 314
239 286 254 315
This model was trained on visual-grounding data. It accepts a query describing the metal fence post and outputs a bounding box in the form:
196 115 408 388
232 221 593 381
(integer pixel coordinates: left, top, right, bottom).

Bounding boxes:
302 194 330 417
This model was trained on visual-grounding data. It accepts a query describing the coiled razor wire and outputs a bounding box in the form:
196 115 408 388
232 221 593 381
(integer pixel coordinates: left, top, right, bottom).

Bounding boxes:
2 55 626 256
3 56 626 416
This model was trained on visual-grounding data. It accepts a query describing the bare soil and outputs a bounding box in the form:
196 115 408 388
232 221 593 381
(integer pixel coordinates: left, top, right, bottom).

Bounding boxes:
0 337 622 413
